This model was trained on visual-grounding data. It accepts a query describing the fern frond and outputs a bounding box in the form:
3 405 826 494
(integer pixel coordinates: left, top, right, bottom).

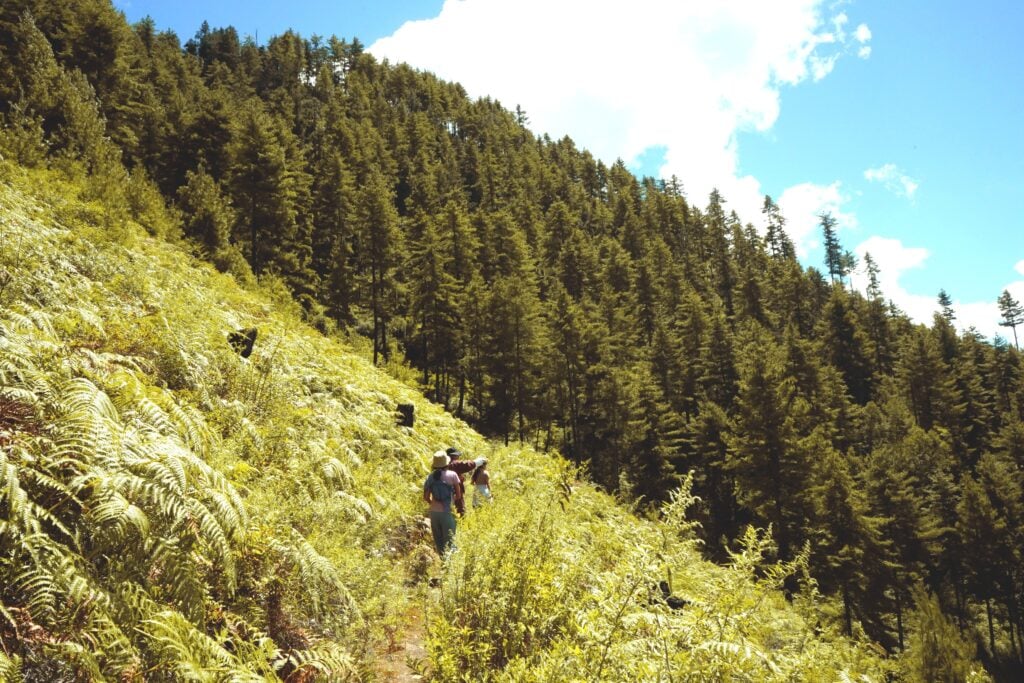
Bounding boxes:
142 610 267 682
283 642 359 682
333 490 374 522
0 650 23 683
146 538 207 621
185 497 235 588
44 641 108 683
269 530 359 621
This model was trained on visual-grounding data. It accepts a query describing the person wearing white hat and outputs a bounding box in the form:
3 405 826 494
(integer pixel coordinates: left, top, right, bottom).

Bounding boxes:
471 458 492 508
424 450 462 556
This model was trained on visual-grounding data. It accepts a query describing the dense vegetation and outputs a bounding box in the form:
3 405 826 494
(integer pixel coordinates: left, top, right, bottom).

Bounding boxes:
1 0 1022 678
0 150 911 681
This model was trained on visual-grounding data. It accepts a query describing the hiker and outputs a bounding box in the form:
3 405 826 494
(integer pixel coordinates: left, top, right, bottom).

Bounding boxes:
424 450 462 556
444 447 479 516
471 458 493 507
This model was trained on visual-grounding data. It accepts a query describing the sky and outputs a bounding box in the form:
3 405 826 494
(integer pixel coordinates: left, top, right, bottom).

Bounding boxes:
114 0 1024 339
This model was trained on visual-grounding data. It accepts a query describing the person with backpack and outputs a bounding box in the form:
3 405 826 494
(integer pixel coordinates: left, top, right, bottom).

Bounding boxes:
445 447 481 516
424 450 462 556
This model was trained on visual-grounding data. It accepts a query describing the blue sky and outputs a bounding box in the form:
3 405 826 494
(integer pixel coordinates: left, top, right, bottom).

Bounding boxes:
115 0 1024 337
115 0 443 45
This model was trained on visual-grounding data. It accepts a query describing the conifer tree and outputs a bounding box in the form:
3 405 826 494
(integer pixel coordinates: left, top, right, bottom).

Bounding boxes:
938 289 956 323
820 212 843 285
897 330 959 432
957 474 1006 654
175 167 247 275
407 217 460 402
699 306 738 410
998 289 1024 350
353 167 403 365
627 373 679 505
311 150 357 322
228 102 310 282
863 252 883 300
762 194 795 260
805 439 889 636
543 282 588 463
689 400 741 551
820 289 874 404
705 190 736 315
728 332 805 557
864 445 940 649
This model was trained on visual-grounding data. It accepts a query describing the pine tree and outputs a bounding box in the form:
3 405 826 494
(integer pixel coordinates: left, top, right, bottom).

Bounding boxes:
176 167 234 255
407 217 460 402
864 445 940 649
699 306 738 410
938 289 956 323
805 439 889 636
820 212 843 285
762 194 795 260
228 102 310 283
820 288 874 405
626 372 679 505
998 290 1024 350
353 168 403 365
957 474 1007 654
543 283 589 463
897 330 960 432
727 332 806 558
311 150 357 323
863 252 883 300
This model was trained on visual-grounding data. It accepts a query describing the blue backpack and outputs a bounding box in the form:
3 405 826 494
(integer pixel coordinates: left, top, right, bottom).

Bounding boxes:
428 471 454 508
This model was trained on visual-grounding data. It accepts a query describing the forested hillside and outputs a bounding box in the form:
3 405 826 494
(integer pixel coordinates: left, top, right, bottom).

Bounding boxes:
0 135 910 682
1 0 1023 678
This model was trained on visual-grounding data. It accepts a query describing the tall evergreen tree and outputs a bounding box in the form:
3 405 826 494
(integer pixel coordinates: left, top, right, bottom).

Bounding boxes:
820 212 843 285
998 289 1024 350
353 167 403 365
820 289 874 405
762 194 795 260
806 439 889 636
938 289 956 323
311 150 357 322
228 101 311 287
727 332 805 558
406 217 460 402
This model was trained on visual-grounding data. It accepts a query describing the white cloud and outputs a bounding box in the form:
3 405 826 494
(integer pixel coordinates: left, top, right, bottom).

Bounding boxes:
1015 259 1024 277
858 45 872 59
851 238 1024 339
864 163 920 198
777 181 856 257
851 236 934 320
855 23 872 43
371 0 870 226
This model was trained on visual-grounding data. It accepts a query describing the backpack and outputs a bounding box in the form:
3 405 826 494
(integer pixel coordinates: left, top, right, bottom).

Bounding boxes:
428 471 454 506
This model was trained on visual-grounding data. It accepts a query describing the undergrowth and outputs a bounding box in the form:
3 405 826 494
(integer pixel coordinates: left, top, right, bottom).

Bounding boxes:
0 158 954 680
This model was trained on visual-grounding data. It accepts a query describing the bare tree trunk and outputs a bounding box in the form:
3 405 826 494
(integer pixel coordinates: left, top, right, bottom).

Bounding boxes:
986 597 996 655
895 581 905 651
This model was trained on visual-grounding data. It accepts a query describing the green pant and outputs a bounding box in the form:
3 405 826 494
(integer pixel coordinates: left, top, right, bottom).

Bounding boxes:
428 510 457 556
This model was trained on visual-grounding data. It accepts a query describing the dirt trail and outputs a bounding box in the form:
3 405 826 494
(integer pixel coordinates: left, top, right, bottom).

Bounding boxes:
375 604 428 682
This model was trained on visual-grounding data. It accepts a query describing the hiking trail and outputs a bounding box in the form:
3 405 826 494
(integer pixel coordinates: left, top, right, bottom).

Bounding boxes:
375 602 428 682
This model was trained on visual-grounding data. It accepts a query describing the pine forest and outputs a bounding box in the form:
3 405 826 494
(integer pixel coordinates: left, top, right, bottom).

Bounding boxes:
0 1 1022 680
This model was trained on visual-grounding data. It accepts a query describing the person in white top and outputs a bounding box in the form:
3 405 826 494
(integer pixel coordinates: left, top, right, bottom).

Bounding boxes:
471 458 493 508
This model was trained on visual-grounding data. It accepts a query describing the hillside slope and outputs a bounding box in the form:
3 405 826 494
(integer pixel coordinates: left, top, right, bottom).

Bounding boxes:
0 162 936 680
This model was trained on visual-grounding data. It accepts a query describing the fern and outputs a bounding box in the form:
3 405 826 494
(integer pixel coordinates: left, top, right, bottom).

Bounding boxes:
282 642 359 681
0 652 23 683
